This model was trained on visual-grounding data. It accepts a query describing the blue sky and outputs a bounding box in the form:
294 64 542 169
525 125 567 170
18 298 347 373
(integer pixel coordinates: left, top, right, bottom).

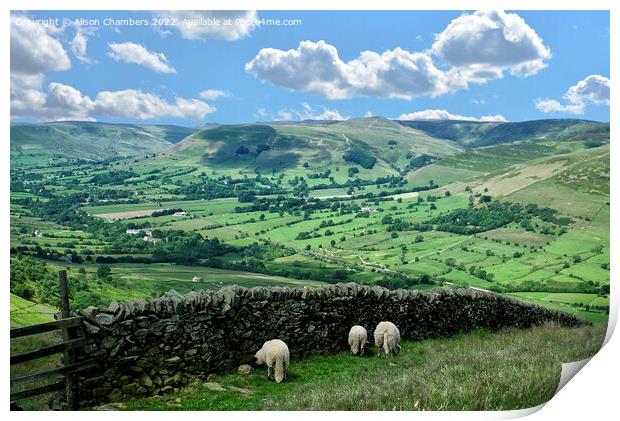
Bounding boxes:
10 10 610 126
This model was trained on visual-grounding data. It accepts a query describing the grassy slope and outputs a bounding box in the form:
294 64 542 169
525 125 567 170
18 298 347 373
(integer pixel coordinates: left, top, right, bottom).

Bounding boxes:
10 121 195 166
10 293 56 327
124 323 605 411
10 294 61 410
164 117 462 180
398 119 609 148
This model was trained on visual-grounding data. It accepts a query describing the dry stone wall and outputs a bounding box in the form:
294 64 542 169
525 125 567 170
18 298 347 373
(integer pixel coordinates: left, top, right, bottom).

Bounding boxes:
73 283 587 406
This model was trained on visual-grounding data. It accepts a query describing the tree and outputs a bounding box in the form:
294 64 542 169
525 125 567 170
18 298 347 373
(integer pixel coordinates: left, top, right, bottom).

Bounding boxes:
97 265 111 279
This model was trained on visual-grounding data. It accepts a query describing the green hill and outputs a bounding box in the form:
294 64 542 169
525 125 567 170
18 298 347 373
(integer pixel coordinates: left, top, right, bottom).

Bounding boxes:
167 117 462 177
398 119 609 148
10 121 196 167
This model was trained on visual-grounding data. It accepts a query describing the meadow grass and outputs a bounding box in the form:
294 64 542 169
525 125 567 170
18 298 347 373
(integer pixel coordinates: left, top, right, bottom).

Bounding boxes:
123 323 605 411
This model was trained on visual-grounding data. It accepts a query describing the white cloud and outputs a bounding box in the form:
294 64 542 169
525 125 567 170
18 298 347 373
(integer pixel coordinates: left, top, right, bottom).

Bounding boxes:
10 15 71 75
258 103 347 122
11 82 216 122
246 40 460 100
199 89 229 100
255 107 269 120
245 11 549 101
364 111 374 117
565 75 610 105
156 11 258 41
108 42 176 74
432 10 551 79
535 75 609 115
94 90 214 120
70 28 92 63
10 73 47 115
398 109 508 122
11 81 94 121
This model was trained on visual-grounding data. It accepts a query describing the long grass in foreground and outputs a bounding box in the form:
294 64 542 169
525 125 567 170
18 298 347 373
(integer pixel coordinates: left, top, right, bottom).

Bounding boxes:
123 323 605 411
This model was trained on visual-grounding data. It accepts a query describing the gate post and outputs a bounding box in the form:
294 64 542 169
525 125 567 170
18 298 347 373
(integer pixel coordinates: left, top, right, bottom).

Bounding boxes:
59 270 78 410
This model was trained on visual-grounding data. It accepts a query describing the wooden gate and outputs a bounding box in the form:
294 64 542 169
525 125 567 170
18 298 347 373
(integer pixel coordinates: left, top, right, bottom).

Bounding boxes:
10 270 95 410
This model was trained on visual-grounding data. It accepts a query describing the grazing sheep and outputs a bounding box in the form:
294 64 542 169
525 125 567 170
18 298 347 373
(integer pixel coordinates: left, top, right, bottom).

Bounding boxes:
348 325 368 356
253 339 290 383
373 321 401 357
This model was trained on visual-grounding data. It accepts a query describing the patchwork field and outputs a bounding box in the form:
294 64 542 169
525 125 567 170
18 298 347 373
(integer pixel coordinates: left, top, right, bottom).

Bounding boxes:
10 117 610 333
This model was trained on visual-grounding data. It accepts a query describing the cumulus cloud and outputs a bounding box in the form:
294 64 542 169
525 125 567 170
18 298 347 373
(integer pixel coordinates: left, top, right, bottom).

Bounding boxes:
199 89 229 100
275 103 346 121
70 28 92 63
432 10 551 79
398 109 508 122
10 73 47 115
565 75 610 105
246 40 460 100
534 99 584 115
10 15 71 75
257 103 347 121
11 82 216 122
156 10 258 40
11 81 94 121
94 90 213 119
246 11 550 100
108 42 176 73
535 75 610 115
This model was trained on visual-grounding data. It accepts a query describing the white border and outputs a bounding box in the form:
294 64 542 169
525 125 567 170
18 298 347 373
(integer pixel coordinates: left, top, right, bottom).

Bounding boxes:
2 1 617 420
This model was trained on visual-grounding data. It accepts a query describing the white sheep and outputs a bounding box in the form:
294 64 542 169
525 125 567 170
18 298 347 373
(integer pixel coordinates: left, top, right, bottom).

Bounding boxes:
253 339 290 383
373 321 401 357
348 325 368 356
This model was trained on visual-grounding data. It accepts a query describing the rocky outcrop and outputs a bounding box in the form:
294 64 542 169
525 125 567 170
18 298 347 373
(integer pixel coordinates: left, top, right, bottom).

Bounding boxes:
73 283 587 407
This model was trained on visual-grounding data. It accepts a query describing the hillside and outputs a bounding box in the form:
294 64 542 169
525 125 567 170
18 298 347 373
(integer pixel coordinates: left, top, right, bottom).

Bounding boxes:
398 119 609 148
166 117 461 178
124 323 604 411
10 121 196 167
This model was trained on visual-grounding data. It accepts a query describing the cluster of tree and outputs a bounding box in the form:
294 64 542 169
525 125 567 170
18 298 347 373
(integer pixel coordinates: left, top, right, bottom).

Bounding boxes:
308 169 332 179
376 273 432 290
407 154 437 171
205 257 351 284
10 256 93 308
149 231 232 265
12 245 83 264
174 179 284 201
427 202 573 235
343 147 377 169
88 170 137 185
151 208 184 217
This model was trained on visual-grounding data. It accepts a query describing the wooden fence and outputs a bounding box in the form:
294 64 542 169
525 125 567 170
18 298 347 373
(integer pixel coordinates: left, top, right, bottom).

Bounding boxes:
10 270 95 410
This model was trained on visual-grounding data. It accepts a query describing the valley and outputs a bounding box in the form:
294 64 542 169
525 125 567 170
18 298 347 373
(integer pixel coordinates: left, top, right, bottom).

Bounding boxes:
9 117 610 326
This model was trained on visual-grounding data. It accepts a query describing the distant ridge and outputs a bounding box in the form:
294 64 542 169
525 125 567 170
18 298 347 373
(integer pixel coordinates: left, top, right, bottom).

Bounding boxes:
10 121 196 166
397 118 609 147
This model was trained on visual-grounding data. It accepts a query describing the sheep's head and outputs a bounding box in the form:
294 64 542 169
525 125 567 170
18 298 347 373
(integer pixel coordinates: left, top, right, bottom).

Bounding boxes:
252 350 265 366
